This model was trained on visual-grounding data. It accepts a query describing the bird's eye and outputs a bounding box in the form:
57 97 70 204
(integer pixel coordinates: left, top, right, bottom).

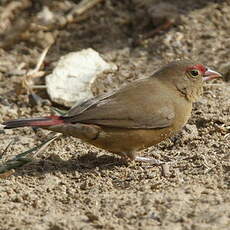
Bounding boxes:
190 70 199 77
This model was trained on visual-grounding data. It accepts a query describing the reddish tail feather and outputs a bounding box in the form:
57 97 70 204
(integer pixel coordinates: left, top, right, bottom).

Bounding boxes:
3 115 64 129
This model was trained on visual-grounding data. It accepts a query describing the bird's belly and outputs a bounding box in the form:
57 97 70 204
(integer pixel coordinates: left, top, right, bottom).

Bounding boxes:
87 126 176 157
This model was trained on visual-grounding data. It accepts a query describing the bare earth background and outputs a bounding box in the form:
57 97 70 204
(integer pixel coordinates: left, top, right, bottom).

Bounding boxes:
0 0 229 229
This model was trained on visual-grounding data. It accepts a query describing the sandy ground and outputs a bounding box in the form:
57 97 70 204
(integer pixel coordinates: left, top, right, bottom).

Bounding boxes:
0 0 229 229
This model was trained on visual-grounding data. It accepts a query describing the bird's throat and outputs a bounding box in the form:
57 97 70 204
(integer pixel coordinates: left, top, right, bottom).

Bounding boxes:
176 85 203 103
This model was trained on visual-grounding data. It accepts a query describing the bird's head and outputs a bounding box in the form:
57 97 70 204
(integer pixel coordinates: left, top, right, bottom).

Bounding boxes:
154 60 222 102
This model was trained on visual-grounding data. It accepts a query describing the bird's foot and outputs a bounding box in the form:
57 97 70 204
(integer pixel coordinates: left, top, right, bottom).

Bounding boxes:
135 156 177 166
134 156 165 166
135 156 177 177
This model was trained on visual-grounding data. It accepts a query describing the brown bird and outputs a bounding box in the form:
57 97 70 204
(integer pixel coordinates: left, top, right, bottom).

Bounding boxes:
2 60 222 164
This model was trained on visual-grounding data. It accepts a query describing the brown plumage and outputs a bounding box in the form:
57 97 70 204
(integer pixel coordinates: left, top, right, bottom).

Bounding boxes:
3 60 222 164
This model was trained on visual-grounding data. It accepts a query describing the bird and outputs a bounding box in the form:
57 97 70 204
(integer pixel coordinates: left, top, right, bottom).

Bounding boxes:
2 60 222 165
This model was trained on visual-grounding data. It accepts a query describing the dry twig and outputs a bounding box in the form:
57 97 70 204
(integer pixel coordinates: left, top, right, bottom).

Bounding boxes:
22 45 51 93
65 0 104 25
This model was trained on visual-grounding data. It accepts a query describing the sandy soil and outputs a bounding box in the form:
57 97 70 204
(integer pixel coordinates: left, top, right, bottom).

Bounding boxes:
0 0 229 229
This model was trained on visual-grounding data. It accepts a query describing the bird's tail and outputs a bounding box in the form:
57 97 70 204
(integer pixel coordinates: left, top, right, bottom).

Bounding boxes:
2 115 64 129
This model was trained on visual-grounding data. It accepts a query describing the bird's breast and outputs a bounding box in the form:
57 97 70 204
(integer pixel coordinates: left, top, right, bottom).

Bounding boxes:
173 98 193 131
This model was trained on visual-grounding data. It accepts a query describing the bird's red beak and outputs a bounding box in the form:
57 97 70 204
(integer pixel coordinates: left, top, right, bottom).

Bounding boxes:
203 68 222 81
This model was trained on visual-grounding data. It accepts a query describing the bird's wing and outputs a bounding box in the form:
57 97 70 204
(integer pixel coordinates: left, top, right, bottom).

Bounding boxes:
65 78 175 129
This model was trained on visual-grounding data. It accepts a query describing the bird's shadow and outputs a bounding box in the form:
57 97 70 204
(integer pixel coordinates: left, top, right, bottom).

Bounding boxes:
14 152 129 177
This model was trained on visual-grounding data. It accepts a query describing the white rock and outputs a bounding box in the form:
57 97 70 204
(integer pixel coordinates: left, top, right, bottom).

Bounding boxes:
46 48 116 107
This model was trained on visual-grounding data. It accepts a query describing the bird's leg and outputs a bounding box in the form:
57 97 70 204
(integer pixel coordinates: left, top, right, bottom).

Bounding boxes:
134 156 165 166
125 152 165 166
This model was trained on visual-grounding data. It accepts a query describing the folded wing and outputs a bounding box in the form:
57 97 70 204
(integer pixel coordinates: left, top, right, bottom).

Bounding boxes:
65 78 175 129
